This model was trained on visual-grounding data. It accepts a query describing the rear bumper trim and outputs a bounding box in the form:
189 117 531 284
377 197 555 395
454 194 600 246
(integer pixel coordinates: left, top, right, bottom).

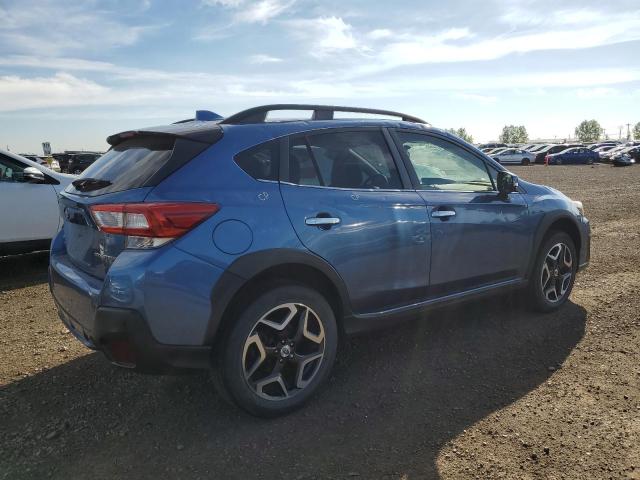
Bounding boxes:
57 303 211 373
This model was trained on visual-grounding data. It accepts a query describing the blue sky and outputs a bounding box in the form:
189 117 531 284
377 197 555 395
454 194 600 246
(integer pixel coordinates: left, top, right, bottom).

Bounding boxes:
1 0 639 153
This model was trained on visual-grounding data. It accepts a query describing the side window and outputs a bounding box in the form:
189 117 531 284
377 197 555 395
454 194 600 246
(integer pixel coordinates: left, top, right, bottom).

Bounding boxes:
289 137 323 186
396 132 494 192
288 130 402 189
0 155 26 182
234 140 279 181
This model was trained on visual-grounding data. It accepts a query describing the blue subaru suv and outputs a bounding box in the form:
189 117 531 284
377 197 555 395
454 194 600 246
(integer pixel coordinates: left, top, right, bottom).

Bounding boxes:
49 104 590 416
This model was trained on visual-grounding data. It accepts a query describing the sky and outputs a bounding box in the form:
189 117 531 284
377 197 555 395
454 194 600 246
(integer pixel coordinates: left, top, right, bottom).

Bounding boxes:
1 0 639 153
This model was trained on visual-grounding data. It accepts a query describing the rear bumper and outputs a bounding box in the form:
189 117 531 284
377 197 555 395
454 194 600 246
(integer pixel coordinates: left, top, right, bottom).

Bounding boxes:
48 246 219 373
54 296 211 373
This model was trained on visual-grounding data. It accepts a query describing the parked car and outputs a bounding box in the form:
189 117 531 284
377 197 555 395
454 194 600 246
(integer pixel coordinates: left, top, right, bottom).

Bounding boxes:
534 144 570 163
478 142 508 150
0 150 75 255
486 147 508 155
492 148 536 165
588 142 618 150
49 104 590 416
546 147 598 165
599 145 629 162
593 145 616 154
612 154 636 167
66 153 101 174
20 154 61 172
528 144 550 153
610 146 640 165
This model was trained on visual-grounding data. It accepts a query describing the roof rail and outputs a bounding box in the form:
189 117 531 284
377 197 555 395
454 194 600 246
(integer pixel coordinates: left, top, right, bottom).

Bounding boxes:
220 104 428 125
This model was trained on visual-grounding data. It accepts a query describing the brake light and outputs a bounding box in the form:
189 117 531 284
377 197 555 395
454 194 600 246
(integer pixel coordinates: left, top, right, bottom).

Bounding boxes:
90 202 219 248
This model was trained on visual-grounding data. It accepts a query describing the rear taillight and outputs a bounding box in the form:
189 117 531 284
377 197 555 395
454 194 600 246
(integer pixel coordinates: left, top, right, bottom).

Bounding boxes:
90 202 219 249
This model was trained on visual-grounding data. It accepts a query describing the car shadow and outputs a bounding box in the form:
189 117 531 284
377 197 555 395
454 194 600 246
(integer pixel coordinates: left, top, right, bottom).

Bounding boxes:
0 250 49 291
1 296 586 480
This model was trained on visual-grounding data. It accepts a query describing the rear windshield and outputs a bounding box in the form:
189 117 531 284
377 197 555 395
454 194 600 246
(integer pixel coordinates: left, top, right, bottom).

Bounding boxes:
66 137 175 196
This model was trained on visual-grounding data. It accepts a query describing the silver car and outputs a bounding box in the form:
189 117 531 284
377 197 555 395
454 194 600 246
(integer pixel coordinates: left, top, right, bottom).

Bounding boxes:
491 148 536 165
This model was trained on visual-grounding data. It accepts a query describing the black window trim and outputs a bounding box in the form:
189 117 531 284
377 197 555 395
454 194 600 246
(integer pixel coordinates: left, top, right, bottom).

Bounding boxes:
389 128 501 193
278 126 413 191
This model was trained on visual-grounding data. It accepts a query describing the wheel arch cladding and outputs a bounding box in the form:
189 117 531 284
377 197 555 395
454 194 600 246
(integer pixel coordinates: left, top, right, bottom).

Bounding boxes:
205 250 352 346
528 213 582 279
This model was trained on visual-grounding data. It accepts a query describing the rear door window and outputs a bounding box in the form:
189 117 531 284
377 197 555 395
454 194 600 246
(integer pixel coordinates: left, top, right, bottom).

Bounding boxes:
287 130 402 189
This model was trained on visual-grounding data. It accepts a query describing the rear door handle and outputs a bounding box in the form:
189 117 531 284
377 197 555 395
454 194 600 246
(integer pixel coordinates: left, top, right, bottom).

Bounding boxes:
431 210 456 219
305 217 341 226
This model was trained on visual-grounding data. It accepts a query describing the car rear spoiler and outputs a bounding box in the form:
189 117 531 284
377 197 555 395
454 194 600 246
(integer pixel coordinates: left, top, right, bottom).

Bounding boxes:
107 122 223 147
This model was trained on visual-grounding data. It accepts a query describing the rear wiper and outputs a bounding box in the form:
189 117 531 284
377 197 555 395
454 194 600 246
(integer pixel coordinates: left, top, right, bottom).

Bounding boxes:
72 178 112 192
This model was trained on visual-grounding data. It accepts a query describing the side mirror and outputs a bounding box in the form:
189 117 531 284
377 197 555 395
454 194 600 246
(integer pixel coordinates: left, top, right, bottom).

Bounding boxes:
22 166 46 184
497 171 518 196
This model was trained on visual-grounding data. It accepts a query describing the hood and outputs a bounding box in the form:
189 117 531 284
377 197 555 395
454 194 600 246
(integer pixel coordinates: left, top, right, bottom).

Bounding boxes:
518 178 569 199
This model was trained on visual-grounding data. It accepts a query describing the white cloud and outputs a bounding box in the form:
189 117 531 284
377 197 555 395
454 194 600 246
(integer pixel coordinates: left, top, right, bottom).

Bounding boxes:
0 1 160 55
0 73 109 111
201 0 244 6
248 54 284 64
575 87 618 99
454 93 497 105
288 16 361 56
367 28 393 40
234 0 295 23
349 11 640 76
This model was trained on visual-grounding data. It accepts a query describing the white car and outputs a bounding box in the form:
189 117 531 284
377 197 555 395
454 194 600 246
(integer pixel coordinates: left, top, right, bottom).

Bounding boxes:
491 148 536 165
0 149 75 255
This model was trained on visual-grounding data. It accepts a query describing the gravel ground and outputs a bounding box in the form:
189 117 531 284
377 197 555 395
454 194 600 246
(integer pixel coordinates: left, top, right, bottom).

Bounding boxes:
1 164 639 480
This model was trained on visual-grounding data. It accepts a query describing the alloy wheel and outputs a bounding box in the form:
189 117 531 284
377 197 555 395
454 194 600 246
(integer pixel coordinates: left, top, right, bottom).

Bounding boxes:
540 242 573 303
242 303 325 401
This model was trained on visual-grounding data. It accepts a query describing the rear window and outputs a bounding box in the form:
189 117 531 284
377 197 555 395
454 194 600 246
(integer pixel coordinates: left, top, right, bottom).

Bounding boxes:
66 136 209 196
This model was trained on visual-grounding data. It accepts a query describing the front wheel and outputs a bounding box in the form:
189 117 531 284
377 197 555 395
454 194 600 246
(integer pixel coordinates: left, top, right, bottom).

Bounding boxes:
528 232 577 312
215 285 338 417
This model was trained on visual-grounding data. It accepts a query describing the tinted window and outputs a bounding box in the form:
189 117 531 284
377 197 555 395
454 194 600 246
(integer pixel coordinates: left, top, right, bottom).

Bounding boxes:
289 137 323 186
68 137 174 195
0 155 26 182
235 141 278 181
397 132 494 192
288 130 401 189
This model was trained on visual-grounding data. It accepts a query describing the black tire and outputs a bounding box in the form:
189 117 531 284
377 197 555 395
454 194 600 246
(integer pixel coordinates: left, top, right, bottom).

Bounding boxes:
521 158 531 166
214 285 338 417
528 231 577 312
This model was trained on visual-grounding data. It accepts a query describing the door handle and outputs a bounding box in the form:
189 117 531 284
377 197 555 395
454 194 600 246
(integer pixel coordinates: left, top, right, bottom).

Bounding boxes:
305 217 341 226
431 210 456 219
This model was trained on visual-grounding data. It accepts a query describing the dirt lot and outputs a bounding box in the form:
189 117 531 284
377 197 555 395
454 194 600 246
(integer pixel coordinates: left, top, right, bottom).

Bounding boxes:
1 164 639 479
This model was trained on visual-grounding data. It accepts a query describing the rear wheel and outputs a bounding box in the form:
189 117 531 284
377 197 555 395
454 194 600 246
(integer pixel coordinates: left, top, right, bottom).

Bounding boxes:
214 285 338 417
521 158 531 166
528 231 577 312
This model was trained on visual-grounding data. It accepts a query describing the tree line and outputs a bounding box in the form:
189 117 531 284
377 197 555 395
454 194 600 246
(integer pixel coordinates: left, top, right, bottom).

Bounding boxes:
445 121 640 144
